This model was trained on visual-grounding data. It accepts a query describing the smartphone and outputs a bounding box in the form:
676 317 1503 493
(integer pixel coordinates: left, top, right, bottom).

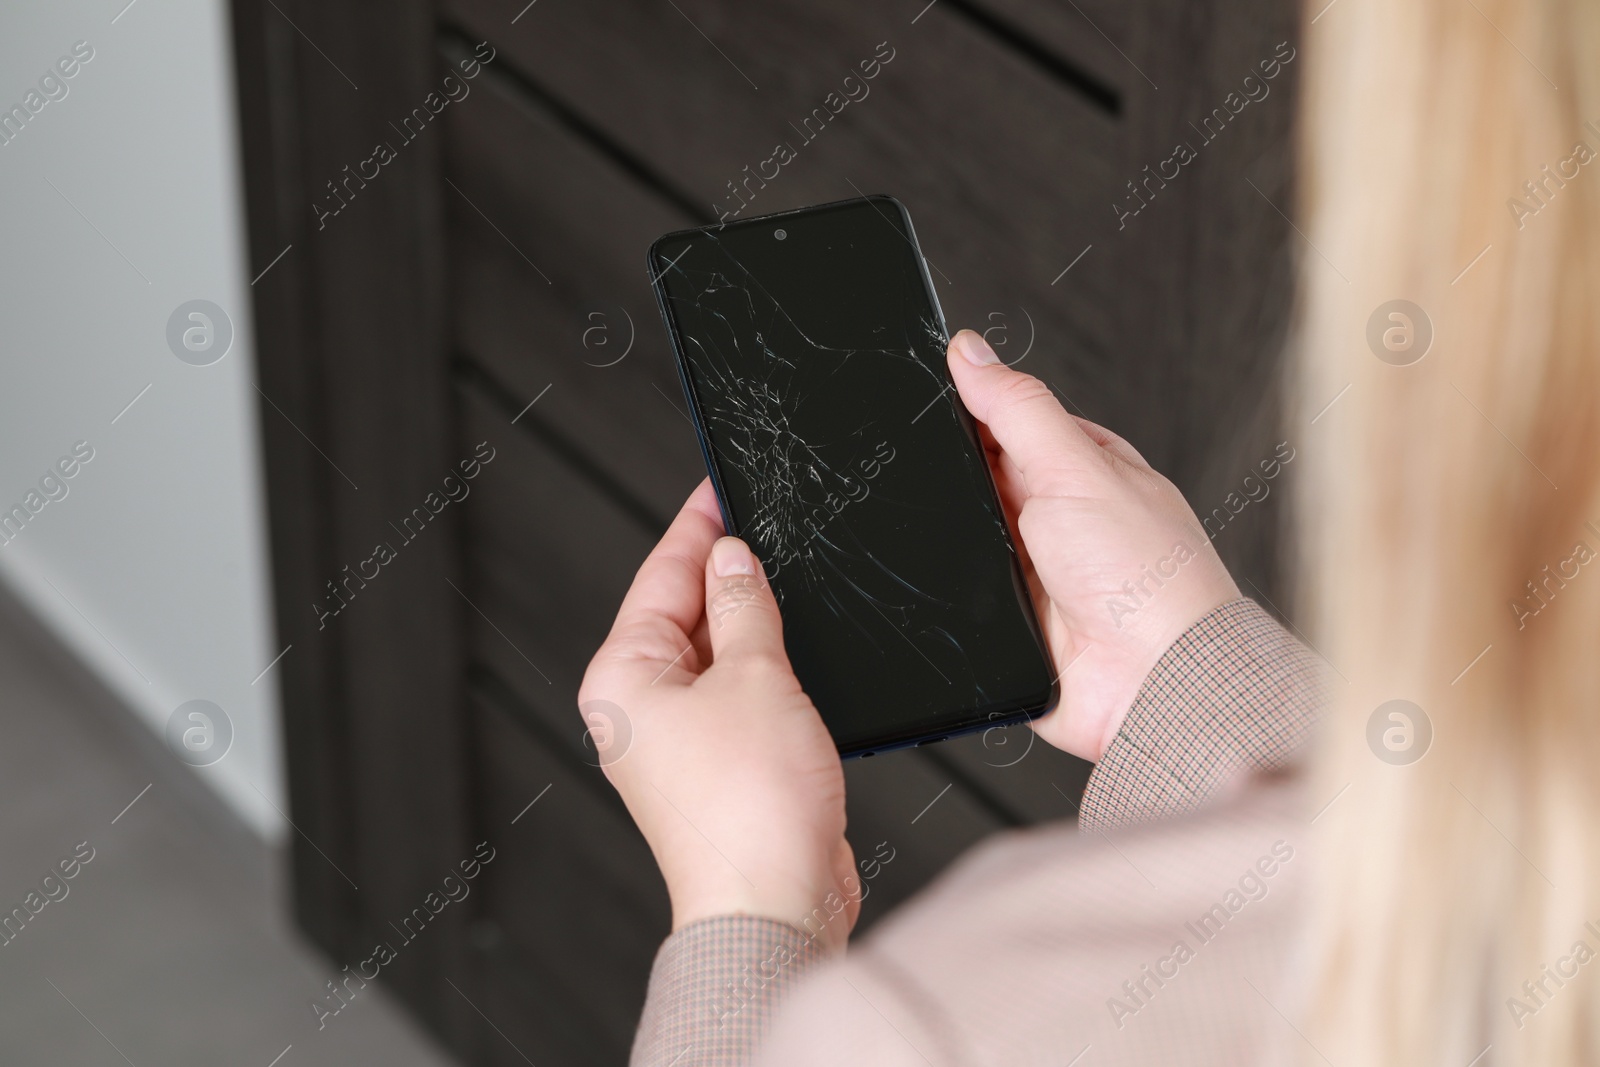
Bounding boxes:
648 195 1057 756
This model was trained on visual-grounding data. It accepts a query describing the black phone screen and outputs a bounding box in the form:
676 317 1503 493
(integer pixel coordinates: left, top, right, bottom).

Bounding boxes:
650 196 1056 754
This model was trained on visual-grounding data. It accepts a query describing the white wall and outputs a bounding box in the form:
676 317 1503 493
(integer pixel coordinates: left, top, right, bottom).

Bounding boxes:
0 0 284 838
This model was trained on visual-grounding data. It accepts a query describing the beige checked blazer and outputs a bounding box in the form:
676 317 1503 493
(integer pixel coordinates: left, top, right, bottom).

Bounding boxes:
631 598 1324 1066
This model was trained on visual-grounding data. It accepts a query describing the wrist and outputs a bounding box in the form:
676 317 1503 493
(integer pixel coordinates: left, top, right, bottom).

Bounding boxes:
668 875 855 953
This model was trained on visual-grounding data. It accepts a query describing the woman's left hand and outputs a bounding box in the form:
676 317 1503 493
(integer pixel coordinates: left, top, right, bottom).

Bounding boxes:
577 479 860 952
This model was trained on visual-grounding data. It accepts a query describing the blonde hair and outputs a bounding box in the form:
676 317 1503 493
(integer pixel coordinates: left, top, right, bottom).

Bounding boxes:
1295 0 1600 1060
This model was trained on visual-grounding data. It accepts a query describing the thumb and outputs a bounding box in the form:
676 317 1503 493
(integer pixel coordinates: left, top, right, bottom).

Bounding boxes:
704 537 787 666
946 329 1102 495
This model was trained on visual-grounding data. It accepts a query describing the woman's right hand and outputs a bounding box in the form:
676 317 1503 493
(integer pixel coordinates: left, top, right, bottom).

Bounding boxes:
946 329 1241 762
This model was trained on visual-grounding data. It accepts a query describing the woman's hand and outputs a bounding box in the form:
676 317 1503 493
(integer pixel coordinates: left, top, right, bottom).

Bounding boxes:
948 329 1241 762
577 481 859 951
580 327 1237 935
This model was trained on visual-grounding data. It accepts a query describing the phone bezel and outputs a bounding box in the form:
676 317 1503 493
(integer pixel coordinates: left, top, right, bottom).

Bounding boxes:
647 194 1060 758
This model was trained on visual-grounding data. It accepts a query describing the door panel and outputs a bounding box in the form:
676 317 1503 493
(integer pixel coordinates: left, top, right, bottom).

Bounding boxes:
232 0 1298 1061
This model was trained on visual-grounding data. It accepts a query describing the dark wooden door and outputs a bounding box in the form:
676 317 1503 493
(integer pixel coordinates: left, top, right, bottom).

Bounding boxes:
230 1 1298 1062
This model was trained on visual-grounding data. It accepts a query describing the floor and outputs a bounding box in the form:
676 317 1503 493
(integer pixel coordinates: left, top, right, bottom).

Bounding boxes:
0 582 457 1067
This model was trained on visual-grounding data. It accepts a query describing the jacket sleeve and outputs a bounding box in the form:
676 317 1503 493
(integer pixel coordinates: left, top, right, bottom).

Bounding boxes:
1077 597 1324 832
630 915 828 1067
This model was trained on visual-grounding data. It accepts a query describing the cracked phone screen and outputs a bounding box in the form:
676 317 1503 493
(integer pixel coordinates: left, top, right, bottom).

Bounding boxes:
651 197 1055 754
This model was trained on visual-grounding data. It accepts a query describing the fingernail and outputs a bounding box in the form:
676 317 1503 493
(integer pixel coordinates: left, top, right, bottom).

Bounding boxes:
954 330 1001 366
712 537 755 577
